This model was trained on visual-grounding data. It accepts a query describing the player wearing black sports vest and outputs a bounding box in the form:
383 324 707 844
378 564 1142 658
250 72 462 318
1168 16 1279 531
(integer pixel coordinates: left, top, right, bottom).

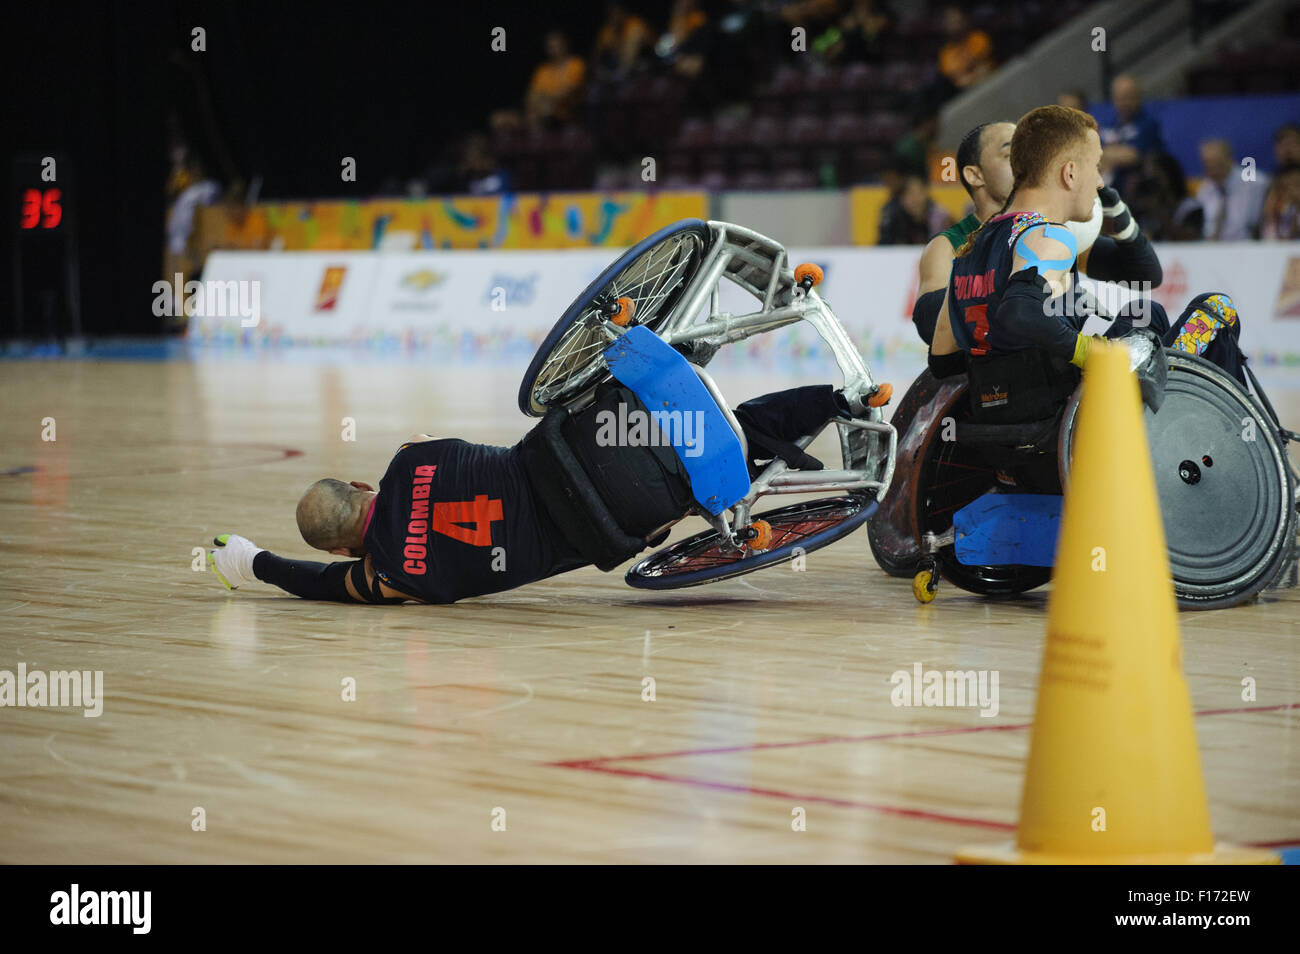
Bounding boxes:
205 384 861 604
363 438 587 603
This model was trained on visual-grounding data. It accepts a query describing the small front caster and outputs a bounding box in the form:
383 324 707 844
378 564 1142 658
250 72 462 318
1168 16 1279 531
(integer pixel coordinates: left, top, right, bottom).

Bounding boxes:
912 561 939 603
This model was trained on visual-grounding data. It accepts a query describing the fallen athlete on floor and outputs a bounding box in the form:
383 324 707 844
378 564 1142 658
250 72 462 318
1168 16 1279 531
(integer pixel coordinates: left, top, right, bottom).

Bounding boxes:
203 384 871 605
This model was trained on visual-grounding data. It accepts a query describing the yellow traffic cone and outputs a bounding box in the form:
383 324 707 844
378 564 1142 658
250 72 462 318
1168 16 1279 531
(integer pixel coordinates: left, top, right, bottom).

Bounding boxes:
957 341 1278 864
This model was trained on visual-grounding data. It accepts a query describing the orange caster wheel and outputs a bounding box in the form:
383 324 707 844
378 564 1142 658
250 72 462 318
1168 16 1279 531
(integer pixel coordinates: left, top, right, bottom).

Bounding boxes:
794 263 823 292
608 296 635 326
746 519 773 552
867 382 893 407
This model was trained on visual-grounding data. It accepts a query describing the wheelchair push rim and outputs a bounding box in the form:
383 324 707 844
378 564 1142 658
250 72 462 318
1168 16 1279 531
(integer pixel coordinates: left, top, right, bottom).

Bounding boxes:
518 219 711 417
1061 350 1297 610
625 495 876 590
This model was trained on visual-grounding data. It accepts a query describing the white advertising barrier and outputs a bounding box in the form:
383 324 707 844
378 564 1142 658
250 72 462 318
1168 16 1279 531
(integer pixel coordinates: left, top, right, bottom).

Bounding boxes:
190 249 619 364
191 242 1300 386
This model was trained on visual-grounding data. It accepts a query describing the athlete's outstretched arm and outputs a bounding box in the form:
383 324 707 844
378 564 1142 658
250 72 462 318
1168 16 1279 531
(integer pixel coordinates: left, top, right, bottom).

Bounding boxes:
207 535 415 604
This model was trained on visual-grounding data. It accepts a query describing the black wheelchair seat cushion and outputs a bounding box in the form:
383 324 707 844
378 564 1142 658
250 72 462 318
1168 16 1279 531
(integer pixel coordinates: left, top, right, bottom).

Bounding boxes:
520 383 695 572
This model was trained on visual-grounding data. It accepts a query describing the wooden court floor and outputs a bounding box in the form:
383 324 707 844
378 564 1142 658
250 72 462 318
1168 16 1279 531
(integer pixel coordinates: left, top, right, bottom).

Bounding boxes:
1 358 1298 863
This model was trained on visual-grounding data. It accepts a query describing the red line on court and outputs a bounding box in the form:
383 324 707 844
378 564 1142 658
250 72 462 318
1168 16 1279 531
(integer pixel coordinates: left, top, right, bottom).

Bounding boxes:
570 764 1017 832
546 701 1300 834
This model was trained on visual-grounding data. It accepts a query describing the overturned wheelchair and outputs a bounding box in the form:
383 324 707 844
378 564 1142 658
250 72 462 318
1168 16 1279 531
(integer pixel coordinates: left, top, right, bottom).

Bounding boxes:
869 328 1299 610
517 218 897 589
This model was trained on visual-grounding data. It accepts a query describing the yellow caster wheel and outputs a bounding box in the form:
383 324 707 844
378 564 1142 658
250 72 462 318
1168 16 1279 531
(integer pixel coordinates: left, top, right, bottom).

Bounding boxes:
912 567 938 603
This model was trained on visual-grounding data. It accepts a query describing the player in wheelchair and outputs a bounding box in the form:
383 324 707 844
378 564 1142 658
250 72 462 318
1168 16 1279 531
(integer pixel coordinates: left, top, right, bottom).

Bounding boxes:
207 219 900 603
868 105 1298 609
518 218 897 591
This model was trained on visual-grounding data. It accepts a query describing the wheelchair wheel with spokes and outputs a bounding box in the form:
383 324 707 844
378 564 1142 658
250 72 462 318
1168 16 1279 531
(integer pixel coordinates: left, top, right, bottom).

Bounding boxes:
914 397 1053 597
625 495 876 589
1061 350 1297 610
518 219 711 416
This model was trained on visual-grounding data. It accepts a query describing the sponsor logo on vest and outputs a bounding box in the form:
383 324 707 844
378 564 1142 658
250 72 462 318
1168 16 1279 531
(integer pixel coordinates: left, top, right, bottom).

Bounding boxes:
979 385 1008 408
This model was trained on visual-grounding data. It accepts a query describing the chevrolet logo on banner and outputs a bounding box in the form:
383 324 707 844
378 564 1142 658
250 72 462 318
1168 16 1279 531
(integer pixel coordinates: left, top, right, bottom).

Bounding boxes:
401 269 445 291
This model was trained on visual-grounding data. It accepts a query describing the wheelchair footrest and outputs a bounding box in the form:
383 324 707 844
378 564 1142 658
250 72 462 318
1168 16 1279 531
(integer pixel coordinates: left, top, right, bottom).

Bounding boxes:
953 493 1062 567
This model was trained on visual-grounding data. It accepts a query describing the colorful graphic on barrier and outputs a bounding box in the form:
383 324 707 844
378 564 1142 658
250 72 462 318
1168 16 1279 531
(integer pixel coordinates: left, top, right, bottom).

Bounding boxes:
198 192 708 253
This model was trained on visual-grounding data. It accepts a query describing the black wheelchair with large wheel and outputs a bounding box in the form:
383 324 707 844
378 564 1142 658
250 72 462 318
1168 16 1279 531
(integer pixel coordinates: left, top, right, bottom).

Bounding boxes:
517 219 899 589
868 341 1299 610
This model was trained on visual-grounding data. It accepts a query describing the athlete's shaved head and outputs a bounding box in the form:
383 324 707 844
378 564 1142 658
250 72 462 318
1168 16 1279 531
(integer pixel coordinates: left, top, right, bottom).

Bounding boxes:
297 478 371 553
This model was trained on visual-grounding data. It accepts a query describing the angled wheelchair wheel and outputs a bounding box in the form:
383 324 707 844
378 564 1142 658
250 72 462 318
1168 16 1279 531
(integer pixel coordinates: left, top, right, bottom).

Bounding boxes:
913 392 1053 597
625 495 876 590
1062 351 1297 610
867 369 966 577
518 219 711 416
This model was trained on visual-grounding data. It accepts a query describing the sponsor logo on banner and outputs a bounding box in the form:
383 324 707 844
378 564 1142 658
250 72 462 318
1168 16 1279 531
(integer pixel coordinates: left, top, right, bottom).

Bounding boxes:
483 272 540 308
1276 256 1300 318
315 266 347 311
401 269 445 291
391 267 446 312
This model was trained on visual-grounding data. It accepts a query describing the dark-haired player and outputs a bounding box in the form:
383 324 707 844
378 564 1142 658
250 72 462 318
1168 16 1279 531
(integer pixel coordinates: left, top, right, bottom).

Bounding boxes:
911 121 1016 343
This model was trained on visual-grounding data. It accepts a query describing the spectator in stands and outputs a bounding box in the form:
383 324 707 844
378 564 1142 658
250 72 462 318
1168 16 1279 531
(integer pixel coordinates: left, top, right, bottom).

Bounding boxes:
1130 152 1203 242
818 0 893 64
892 110 939 180
458 134 512 195
655 0 709 79
878 175 951 245
700 0 766 112
936 5 994 97
164 157 221 283
1275 122 1300 167
1056 89 1088 112
1197 138 1269 241
779 0 843 43
526 31 586 129
1099 74 1164 194
594 3 653 81
1259 164 1300 241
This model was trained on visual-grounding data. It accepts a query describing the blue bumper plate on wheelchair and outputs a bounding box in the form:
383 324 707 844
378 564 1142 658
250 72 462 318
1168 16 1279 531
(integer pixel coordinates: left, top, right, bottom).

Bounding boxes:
954 493 1062 568
603 325 749 515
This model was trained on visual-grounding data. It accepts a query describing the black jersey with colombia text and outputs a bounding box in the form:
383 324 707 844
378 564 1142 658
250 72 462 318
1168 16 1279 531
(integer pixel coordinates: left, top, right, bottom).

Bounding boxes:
363 439 586 603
